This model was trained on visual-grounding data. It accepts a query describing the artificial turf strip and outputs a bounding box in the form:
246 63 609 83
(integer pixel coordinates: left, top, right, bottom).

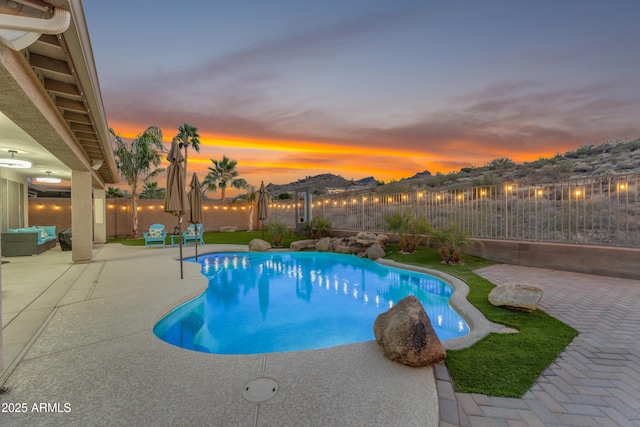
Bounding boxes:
107 230 298 247
385 246 578 398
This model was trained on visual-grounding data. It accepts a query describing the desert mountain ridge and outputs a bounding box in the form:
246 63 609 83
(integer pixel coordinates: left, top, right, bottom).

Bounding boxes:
265 173 382 196
266 138 640 196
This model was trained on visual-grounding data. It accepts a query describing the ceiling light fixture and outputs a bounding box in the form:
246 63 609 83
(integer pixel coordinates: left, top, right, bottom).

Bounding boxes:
0 150 31 168
36 171 61 184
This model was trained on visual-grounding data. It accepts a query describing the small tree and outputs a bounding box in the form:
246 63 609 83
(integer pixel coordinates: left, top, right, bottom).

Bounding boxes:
111 126 165 237
432 224 473 265
384 209 432 253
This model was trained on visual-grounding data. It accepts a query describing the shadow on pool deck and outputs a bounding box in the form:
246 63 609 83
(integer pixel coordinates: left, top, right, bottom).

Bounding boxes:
1 244 462 426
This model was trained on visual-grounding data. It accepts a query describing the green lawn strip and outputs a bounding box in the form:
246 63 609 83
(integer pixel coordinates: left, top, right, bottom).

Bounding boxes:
385 245 578 397
107 231 298 248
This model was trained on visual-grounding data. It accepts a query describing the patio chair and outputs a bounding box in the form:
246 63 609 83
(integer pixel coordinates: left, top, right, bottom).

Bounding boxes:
182 224 204 245
143 224 167 248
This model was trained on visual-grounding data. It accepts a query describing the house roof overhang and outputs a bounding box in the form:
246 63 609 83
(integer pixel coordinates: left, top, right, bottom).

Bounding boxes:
0 0 117 188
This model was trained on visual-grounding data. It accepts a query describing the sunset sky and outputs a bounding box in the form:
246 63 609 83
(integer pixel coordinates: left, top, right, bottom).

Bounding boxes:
83 0 640 195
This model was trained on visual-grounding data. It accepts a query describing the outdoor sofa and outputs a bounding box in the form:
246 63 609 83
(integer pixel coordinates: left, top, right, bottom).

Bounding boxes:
1 226 57 257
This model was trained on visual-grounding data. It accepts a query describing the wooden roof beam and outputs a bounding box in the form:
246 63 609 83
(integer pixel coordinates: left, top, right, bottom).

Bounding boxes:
44 78 80 96
30 53 72 77
55 97 85 112
63 110 91 124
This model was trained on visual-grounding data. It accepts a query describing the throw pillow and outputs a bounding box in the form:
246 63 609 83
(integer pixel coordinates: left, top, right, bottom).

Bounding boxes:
40 229 48 239
149 229 162 238
185 228 195 236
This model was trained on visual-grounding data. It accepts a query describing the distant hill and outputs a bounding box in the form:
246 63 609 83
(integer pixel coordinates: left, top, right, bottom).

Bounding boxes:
266 173 381 197
265 138 640 197
392 138 640 192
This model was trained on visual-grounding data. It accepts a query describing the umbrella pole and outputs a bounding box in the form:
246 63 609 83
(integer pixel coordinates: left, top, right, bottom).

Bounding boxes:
195 226 199 261
179 217 184 279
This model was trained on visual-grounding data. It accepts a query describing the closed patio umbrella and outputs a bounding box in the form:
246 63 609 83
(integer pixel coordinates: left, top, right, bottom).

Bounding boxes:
188 172 204 261
258 181 269 240
164 139 189 279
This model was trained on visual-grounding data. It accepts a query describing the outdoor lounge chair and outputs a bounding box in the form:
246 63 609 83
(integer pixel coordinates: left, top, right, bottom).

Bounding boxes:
182 224 204 245
143 224 167 248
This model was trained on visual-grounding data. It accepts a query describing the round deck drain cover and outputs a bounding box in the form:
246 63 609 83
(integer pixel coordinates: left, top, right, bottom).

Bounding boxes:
242 377 279 402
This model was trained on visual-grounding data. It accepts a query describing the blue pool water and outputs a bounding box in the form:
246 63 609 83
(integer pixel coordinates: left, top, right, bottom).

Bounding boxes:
154 251 469 354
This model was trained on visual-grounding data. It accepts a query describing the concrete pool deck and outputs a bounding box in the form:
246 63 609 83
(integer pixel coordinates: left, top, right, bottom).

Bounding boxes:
1 243 639 426
1 244 443 426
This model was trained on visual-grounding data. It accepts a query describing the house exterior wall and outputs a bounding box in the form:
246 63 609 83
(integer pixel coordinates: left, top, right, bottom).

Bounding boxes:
0 170 27 231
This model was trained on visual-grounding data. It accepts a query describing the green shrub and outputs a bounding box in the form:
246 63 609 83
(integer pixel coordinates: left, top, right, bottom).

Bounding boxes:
485 157 515 170
384 209 432 253
266 221 289 247
300 217 333 238
432 223 473 264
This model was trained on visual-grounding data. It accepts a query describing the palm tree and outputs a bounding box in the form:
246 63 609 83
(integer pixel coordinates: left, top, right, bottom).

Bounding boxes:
175 123 200 181
203 155 248 201
111 126 165 237
139 181 166 199
105 186 124 198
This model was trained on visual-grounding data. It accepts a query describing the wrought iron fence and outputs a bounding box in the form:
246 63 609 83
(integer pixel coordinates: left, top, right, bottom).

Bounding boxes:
268 173 640 248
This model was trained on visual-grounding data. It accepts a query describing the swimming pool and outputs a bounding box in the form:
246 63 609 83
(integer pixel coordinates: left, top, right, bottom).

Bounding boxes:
154 251 469 354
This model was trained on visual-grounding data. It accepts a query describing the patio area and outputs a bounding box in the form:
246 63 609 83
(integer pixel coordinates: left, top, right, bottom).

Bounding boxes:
0 244 440 426
1 243 639 426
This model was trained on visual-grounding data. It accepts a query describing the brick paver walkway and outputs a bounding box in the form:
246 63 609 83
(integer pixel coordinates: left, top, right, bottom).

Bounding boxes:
438 264 640 427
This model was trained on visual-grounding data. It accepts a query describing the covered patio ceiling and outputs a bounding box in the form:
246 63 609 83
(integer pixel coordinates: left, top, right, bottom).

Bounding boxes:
0 0 117 189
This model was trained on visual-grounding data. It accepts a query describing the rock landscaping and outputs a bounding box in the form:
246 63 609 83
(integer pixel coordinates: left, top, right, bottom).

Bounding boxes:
289 232 390 260
248 239 271 251
488 283 544 312
373 296 446 367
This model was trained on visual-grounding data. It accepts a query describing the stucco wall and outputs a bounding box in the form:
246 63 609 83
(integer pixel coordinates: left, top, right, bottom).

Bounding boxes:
29 198 259 237
465 238 640 280
334 229 639 280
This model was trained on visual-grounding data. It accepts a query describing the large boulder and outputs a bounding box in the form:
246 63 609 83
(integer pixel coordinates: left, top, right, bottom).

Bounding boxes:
365 242 386 260
290 239 319 251
355 231 378 247
315 237 331 252
248 239 271 252
374 296 446 367
488 283 543 312
376 233 390 248
334 245 353 254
